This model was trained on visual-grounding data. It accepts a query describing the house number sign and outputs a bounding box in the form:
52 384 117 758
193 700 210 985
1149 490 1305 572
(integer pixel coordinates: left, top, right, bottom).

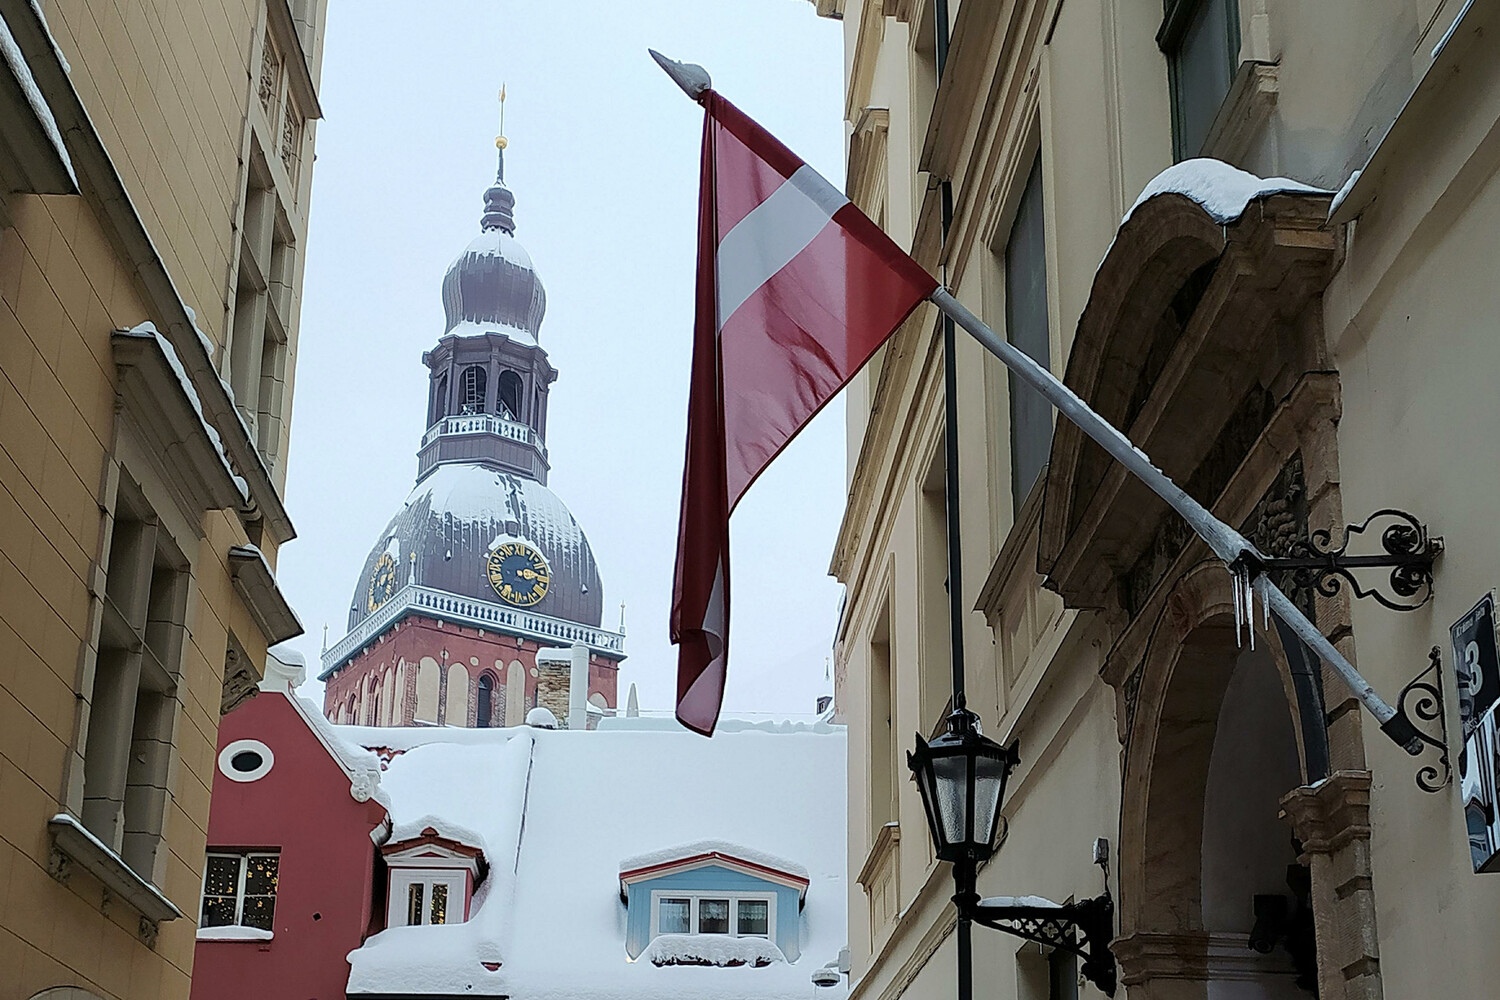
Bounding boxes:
1454 593 1500 873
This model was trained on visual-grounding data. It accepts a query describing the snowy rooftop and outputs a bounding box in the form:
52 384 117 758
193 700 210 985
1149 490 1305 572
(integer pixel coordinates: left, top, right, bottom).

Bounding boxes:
338 723 847 999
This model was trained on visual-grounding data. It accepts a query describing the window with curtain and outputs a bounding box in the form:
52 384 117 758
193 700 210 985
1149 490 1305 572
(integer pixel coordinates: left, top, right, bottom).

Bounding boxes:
652 891 777 939
1004 154 1051 511
1160 0 1241 159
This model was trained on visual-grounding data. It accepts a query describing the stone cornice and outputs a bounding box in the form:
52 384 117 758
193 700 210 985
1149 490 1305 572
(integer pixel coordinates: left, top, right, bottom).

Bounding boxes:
1279 770 1373 856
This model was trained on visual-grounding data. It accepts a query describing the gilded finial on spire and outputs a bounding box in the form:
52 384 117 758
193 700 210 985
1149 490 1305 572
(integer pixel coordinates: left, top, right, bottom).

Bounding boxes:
495 84 508 150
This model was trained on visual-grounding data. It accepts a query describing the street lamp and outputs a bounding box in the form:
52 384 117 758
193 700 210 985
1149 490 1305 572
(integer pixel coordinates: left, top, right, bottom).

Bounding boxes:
907 708 1018 865
909 709 1117 997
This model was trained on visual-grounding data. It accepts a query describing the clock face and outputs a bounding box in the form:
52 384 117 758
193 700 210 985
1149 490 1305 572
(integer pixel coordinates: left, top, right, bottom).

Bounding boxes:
367 552 399 612
485 540 551 607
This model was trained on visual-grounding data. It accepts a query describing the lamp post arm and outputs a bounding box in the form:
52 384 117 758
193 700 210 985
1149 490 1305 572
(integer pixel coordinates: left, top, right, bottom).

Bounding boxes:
969 893 1117 997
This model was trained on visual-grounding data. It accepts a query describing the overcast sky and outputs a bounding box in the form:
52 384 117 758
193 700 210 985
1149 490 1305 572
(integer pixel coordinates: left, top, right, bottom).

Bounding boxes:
275 1 849 718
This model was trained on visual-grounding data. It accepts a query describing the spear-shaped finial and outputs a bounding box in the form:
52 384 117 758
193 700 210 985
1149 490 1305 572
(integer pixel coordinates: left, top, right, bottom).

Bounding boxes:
497 84 509 149
649 50 711 101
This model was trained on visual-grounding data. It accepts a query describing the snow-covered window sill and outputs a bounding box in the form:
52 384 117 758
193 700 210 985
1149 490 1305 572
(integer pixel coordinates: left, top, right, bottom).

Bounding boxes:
47 814 184 925
643 933 787 968
197 925 275 942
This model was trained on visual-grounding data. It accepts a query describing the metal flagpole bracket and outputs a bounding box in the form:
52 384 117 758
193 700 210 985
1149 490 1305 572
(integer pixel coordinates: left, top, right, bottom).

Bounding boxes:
1387 646 1452 792
969 844 1117 996
1250 509 1443 611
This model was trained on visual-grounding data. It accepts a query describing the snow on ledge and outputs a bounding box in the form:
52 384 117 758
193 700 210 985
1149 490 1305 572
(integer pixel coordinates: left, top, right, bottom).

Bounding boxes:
643 934 787 968
620 839 809 882
0 8 76 185
1124 158 1328 227
197 925 274 941
979 895 1062 909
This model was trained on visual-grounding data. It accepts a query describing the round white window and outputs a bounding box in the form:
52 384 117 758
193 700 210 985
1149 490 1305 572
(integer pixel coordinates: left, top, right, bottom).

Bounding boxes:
218 739 275 782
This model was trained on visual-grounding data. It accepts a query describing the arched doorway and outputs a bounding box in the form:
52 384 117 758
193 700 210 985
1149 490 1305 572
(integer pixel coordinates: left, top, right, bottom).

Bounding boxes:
1124 610 1313 998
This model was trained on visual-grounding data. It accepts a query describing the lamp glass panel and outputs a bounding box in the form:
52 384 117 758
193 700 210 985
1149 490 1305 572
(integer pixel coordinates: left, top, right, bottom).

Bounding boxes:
933 754 971 847
972 752 1010 847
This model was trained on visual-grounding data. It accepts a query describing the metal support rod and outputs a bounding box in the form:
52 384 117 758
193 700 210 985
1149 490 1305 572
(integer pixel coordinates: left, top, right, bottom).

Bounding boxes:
926 286 1413 741
954 855 977 1000
932 0 966 712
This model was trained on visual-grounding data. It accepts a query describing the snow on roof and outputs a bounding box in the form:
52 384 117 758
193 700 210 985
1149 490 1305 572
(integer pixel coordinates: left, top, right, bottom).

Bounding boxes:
339 725 847 999
445 319 539 349
407 462 589 562
0 7 76 185
282 694 387 807
619 840 810 884
1124 158 1327 227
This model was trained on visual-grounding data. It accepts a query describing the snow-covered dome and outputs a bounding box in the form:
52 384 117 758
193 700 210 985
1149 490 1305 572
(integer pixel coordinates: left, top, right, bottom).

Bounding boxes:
348 462 604 631
441 152 547 338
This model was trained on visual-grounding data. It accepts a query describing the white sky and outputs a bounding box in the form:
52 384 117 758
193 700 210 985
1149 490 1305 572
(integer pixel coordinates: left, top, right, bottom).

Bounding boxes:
276 0 850 719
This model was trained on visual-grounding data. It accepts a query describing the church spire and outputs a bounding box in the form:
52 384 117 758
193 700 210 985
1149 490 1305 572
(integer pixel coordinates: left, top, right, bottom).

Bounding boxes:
481 85 516 233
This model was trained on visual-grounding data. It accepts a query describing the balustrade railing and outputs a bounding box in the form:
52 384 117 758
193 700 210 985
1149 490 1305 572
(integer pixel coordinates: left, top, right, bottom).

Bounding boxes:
320 584 625 678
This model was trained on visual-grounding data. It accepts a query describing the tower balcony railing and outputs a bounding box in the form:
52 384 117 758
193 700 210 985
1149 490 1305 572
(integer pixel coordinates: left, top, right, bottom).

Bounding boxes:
319 583 626 679
422 412 543 451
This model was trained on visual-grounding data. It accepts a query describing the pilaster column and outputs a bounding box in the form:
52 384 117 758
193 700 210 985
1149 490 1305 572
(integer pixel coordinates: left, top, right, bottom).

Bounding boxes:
1279 770 1383 1000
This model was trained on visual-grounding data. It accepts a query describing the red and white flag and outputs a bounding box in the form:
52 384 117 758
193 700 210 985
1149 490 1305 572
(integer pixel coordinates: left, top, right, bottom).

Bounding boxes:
672 89 937 735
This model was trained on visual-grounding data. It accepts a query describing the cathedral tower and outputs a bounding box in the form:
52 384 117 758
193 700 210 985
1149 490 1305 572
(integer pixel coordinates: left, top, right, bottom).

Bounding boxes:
320 136 624 728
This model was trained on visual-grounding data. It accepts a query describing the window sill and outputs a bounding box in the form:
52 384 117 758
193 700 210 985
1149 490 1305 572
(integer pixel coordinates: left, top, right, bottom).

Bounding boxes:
196 925 274 942
48 814 184 931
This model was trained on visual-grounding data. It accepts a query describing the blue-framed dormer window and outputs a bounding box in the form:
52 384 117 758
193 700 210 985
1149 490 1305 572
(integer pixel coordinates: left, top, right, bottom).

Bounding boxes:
619 841 808 963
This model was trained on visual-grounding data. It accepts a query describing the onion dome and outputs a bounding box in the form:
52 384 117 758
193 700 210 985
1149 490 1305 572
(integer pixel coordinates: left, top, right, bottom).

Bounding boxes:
348 462 604 631
441 147 548 340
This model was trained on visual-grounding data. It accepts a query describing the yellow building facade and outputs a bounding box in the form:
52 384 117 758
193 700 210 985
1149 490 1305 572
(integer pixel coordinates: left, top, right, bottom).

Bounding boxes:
824 0 1500 998
0 0 322 996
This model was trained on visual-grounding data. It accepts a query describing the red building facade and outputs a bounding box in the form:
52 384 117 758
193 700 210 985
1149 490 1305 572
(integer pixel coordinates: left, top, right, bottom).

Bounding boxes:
323 614 620 728
191 659 387 1000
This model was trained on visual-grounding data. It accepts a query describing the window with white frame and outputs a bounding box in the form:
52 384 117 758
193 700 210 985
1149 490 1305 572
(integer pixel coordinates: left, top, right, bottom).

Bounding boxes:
651 891 775 939
389 871 466 927
201 851 279 930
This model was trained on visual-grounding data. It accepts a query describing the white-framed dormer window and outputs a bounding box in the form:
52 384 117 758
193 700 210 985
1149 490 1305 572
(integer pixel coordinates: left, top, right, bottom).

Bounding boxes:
650 890 776 939
201 850 280 930
389 870 465 927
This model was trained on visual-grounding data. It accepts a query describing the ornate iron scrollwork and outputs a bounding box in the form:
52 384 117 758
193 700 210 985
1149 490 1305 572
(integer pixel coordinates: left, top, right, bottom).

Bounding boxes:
1257 509 1442 611
1387 646 1451 793
971 892 1116 996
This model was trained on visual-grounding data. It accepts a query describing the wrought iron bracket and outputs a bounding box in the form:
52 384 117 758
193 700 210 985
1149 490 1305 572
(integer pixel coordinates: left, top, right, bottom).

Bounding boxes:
1253 509 1442 611
1379 646 1451 792
969 891 1116 996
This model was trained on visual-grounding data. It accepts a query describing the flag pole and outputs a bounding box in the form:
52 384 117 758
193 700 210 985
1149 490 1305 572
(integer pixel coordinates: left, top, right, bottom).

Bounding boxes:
926 286 1423 751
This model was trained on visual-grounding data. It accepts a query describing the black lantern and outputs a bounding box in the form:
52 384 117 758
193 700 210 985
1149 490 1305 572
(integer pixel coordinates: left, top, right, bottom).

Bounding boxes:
907 708 1019 864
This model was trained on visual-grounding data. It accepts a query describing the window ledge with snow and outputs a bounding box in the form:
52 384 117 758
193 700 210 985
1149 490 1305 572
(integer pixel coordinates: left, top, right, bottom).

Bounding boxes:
643 934 787 968
47 814 183 925
196 925 274 942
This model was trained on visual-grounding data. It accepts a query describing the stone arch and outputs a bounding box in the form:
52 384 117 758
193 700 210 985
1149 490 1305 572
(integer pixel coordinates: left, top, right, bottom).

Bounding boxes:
445 663 470 726
31 989 109 1000
381 667 396 725
1037 187 1338 611
1114 562 1374 998
415 657 440 724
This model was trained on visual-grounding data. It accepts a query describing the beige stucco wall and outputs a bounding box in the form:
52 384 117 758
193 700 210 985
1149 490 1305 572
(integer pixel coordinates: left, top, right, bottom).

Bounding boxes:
832 0 1500 998
0 0 325 996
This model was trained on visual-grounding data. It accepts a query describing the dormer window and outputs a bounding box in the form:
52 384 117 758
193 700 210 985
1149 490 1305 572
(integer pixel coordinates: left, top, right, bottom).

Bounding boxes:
382 827 483 929
619 841 809 964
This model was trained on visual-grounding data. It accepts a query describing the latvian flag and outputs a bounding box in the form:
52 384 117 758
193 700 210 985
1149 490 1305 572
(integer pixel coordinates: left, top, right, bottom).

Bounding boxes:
672 90 937 735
